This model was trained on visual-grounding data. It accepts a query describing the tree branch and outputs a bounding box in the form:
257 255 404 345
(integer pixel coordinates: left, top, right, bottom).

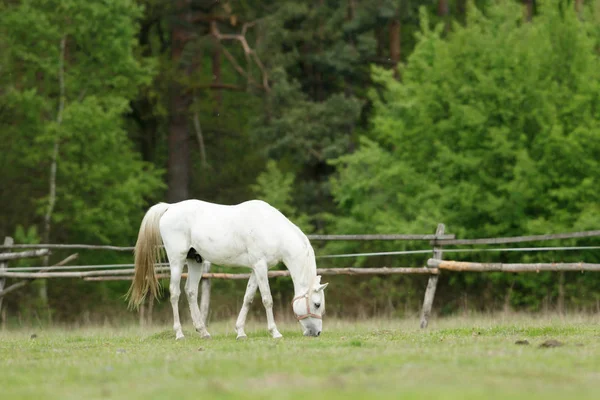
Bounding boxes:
209 21 270 92
192 102 208 168
221 46 256 85
0 253 78 298
194 83 250 91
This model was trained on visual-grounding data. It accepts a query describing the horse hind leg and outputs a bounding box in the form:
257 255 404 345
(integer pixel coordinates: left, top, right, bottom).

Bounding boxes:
185 257 211 339
167 257 185 340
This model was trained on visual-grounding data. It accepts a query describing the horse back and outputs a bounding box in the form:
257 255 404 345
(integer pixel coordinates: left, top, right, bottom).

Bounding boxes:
160 199 309 267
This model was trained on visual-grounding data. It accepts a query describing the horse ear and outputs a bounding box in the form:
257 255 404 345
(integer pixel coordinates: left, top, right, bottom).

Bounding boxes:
315 282 329 292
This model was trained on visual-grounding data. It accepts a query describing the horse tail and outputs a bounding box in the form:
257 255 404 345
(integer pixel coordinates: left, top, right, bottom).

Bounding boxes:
126 202 170 310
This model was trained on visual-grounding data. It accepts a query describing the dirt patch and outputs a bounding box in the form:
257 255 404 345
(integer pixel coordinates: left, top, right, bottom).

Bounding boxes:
539 339 564 348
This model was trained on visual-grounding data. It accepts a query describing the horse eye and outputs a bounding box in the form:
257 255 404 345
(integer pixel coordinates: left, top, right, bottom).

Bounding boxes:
314 302 321 309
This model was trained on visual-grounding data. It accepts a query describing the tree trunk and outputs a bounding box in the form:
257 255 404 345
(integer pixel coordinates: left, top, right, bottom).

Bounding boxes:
438 0 450 32
456 0 467 24
503 279 515 313
40 36 67 314
133 20 159 163
168 2 191 203
344 0 356 97
389 14 401 79
557 271 565 315
575 0 583 18
375 25 384 59
523 0 534 22
212 36 222 115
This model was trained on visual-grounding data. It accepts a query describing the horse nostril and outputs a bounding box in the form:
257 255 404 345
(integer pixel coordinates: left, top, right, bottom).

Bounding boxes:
316 331 321 337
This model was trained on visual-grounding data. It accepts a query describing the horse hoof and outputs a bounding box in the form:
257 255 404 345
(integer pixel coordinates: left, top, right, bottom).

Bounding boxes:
272 332 283 339
236 334 248 340
175 334 185 341
196 328 211 339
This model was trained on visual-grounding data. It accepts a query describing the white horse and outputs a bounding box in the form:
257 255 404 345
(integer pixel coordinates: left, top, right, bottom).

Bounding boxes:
126 199 328 340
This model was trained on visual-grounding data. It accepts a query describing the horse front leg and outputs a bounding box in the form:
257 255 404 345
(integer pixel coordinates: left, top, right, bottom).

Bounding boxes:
235 272 258 340
185 259 211 339
253 260 282 339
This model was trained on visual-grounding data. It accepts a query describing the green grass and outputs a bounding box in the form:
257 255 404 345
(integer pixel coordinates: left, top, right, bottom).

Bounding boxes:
1 314 599 400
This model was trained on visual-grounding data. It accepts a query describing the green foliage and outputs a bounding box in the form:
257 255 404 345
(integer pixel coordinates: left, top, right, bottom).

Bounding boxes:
331 0 600 310
334 0 600 238
251 160 312 232
255 68 363 169
13 225 41 247
0 0 163 244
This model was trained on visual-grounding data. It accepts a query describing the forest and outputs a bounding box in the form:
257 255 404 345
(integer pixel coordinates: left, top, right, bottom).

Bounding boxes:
1 0 600 325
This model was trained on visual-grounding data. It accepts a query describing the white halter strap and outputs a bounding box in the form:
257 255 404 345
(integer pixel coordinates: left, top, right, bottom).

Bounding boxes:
292 293 322 320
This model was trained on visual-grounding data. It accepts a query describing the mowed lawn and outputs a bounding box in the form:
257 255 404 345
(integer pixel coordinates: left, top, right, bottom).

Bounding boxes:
1 315 599 400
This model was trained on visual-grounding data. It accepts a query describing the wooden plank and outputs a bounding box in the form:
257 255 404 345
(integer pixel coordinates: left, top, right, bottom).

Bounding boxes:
0 264 129 279
428 259 600 272
1 228 596 250
420 224 445 329
308 234 455 241
0 249 50 261
0 232 457 251
431 230 600 246
0 244 135 251
83 267 439 281
315 267 436 276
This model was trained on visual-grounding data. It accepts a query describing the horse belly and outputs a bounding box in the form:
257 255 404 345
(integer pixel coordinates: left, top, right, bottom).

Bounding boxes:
190 230 281 268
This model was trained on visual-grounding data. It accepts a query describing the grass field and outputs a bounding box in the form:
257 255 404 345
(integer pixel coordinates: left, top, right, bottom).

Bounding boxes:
1 314 599 400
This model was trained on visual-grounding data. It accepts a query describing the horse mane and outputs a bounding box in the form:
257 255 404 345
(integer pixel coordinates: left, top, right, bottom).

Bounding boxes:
301 239 317 283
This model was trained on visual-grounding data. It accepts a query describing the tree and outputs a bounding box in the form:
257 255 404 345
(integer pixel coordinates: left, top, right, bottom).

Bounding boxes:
168 0 193 203
0 0 163 244
330 0 600 310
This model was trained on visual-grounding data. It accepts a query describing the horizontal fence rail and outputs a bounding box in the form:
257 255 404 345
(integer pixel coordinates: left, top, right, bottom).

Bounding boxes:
0 244 136 251
431 229 600 246
0 266 437 280
7 245 600 272
84 267 438 281
0 249 50 261
428 259 600 272
307 234 455 241
3 229 599 251
0 233 456 251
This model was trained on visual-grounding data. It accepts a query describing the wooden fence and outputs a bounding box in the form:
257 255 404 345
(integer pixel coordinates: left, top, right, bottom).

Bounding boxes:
2 227 600 328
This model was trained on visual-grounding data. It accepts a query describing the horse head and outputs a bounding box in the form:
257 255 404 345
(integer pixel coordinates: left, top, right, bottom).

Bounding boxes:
292 275 329 337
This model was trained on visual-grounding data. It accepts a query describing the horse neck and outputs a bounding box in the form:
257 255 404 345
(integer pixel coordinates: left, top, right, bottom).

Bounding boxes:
285 250 317 296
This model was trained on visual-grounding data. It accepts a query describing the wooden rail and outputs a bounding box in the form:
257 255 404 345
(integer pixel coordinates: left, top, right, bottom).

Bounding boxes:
2 266 437 280
0 233 456 251
0 249 49 261
428 259 600 272
431 230 600 246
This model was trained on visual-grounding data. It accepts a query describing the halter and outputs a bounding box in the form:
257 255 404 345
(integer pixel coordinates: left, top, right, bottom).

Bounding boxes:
292 292 322 320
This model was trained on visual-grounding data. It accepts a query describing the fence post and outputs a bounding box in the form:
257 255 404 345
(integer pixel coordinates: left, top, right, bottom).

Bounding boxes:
0 237 14 327
200 261 211 326
420 224 444 329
